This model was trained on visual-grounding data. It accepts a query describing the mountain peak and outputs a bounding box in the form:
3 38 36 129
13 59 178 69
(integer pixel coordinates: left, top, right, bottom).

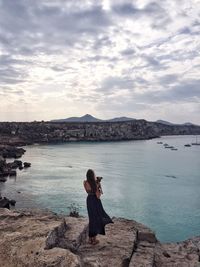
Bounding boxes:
82 114 95 118
79 114 102 122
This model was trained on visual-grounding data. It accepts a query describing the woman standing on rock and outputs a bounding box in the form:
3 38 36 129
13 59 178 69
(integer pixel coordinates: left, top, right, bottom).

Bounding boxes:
83 169 113 245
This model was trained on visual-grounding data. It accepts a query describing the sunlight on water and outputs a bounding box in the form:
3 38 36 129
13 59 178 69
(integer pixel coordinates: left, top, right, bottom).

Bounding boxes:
1 135 200 242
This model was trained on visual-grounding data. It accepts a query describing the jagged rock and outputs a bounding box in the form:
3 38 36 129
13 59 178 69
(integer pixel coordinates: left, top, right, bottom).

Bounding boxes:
9 199 16 206
137 230 157 243
13 160 23 168
24 162 31 168
45 216 89 252
0 209 200 267
0 197 16 209
45 219 68 249
7 162 18 169
0 198 10 208
0 145 25 158
0 146 27 179
154 238 200 267
0 209 81 267
129 241 156 267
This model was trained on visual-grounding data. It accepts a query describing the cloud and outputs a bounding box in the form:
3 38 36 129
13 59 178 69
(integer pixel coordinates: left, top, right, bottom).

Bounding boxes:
112 1 165 17
111 1 171 28
120 48 135 56
0 1 112 57
159 74 179 85
0 0 200 124
135 79 200 104
100 76 134 93
0 54 30 85
80 55 118 63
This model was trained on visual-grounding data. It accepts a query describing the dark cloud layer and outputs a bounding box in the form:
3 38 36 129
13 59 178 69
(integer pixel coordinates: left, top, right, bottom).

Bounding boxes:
112 2 166 17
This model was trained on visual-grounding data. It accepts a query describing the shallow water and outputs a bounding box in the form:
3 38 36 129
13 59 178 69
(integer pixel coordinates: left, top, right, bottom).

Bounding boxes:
1 135 200 242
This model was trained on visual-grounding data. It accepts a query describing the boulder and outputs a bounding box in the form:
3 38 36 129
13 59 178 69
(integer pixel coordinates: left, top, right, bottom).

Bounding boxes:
137 230 157 243
0 197 16 209
0 145 25 159
0 198 10 208
24 162 31 168
13 160 23 168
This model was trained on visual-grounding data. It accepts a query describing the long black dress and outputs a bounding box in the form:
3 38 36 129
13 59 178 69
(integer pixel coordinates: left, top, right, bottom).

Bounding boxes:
87 192 113 237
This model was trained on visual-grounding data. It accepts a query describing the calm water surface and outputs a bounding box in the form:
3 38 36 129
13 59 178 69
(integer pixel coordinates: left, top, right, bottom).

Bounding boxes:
1 135 200 242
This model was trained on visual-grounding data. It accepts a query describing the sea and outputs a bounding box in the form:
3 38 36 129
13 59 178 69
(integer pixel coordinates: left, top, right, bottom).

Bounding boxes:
0 135 200 243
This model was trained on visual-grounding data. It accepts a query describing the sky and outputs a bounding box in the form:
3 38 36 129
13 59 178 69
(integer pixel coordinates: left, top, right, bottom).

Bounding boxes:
0 0 200 124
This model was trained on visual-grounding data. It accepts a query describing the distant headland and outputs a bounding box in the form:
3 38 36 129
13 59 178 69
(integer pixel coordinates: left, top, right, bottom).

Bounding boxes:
0 115 200 146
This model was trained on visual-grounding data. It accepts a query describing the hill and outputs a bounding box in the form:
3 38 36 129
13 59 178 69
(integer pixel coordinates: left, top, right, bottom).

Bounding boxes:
51 114 102 123
51 114 135 123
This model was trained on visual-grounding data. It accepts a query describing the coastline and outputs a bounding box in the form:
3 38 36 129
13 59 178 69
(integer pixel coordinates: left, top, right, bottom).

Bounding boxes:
1 135 200 244
0 208 200 267
0 125 199 266
0 119 200 146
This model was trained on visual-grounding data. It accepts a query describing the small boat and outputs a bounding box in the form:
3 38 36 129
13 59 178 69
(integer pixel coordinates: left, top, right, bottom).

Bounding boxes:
171 148 178 151
164 143 169 146
184 144 191 147
191 136 200 146
157 142 163 144
165 146 174 149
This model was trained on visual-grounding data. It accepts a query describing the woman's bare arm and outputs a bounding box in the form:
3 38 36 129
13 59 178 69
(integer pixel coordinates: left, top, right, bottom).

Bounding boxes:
96 190 101 199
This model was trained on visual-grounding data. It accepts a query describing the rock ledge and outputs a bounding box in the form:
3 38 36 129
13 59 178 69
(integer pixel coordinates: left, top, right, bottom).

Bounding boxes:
0 209 199 267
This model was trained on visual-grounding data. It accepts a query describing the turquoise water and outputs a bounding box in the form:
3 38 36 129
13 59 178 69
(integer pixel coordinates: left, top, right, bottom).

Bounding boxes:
0 135 200 242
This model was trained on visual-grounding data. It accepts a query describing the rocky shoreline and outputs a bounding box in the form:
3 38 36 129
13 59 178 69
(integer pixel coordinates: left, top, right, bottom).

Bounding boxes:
0 208 199 267
0 120 200 145
0 145 31 208
0 145 31 182
1 120 200 266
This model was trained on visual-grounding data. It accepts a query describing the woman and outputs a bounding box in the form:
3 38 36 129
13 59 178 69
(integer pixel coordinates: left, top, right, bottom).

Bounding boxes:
83 169 113 245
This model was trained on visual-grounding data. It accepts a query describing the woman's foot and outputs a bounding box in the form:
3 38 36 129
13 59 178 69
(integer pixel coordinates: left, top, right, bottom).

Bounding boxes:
92 237 99 245
88 237 93 244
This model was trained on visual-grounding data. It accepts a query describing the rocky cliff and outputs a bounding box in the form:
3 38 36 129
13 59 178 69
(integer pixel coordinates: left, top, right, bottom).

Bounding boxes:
0 120 200 145
0 208 199 267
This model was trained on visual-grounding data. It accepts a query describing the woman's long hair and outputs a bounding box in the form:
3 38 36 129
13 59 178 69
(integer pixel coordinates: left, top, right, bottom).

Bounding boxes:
86 169 97 193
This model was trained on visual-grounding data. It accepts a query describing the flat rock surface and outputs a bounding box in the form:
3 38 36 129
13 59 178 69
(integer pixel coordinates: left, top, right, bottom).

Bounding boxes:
0 209 200 267
154 238 200 267
79 217 138 267
0 209 80 267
